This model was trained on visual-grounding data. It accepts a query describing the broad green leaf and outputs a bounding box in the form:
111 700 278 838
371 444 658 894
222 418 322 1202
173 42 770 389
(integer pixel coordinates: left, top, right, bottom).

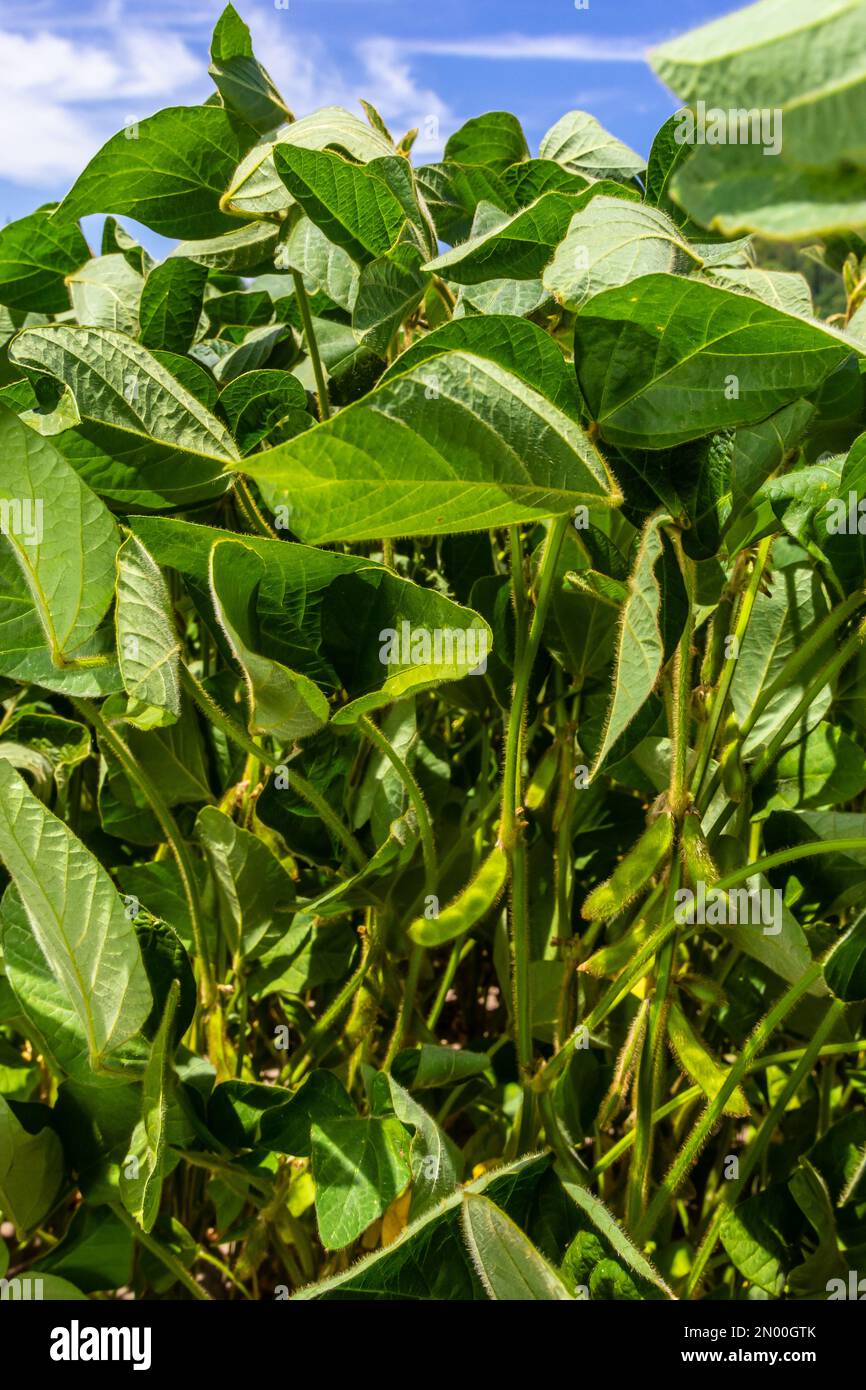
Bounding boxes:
427 188 636 286
274 146 431 265
209 3 292 134
34 1205 134 1293
705 267 813 317
0 405 119 674
56 105 257 240
311 1114 412 1249
720 1186 795 1295
540 111 645 180
0 209 88 313
67 254 143 335
372 1072 462 1219
544 197 699 310
279 213 359 312
460 1194 573 1300
0 1094 63 1237
218 369 311 455
558 1175 675 1298
195 805 295 961
169 221 280 273
767 723 866 812
729 550 831 756
241 326 621 542
352 244 426 356
293 1152 552 1300
209 323 289 385
222 106 394 220
392 1045 494 1091
0 763 152 1068
10 324 239 464
444 112 529 172
574 273 858 449
119 980 179 1232
209 538 330 740
101 217 153 276
115 533 181 730
824 907 866 1003
415 161 514 244
589 511 669 778
138 258 208 354
667 998 750 1116
258 1072 355 1156
130 515 492 718
651 0 866 238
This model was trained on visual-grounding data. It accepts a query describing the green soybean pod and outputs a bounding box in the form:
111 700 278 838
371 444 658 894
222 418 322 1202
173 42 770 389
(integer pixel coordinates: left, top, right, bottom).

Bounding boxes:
408 845 507 947
679 812 718 889
581 811 674 922
700 589 735 690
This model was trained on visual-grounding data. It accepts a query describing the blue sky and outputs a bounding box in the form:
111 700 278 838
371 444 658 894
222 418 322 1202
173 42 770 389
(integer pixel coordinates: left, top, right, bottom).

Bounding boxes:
0 0 744 251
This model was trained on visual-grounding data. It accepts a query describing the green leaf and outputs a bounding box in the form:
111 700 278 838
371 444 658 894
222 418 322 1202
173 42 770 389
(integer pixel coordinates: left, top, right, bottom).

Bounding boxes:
824 906 866 1003
720 1185 796 1295
705 268 812 317
372 1071 462 1218
115 533 181 730
209 3 292 135
0 763 152 1068
460 1194 573 1300
427 188 634 286
589 511 670 778
258 1072 355 1156
138 258 208 354
352 244 427 356
543 197 700 310
558 1175 675 1297
0 404 120 675
540 111 644 180
274 147 430 265
574 273 858 449
311 1114 412 1249
444 112 529 173
223 106 394 220
67 254 143 335
56 105 257 240
9 325 239 464
240 321 621 542
209 538 330 741
0 208 89 314
169 221 280 274
0 1094 64 1236
650 0 866 238
218 369 311 455
767 723 866 812
119 980 179 1232
195 805 295 961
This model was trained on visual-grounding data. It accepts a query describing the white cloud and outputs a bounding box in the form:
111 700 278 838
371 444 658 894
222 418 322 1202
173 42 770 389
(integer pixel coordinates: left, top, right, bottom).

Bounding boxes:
396 34 653 63
0 14 453 190
0 26 203 185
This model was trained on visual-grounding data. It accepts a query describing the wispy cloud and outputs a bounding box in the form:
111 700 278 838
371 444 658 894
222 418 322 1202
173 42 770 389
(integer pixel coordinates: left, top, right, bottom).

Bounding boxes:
394 33 654 62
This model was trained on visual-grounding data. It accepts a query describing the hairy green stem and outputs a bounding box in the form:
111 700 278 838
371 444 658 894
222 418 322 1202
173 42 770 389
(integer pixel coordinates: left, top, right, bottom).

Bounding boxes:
291 269 330 422
634 959 824 1244
111 1203 211 1300
73 697 216 1010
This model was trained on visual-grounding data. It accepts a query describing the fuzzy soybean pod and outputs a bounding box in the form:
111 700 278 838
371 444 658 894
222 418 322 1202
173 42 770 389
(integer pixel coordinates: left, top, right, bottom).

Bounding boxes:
719 715 747 802
581 811 674 922
408 845 507 947
679 813 718 889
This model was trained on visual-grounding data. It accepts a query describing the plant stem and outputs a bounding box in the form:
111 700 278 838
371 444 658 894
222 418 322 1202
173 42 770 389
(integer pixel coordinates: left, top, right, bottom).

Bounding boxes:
502 514 570 1146
111 1203 211 1300
684 998 845 1298
537 835 866 1092
291 269 330 422
692 536 771 802
73 697 216 1011
287 936 374 1083
180 666 367 869
634 959 824 1245
234 477 279 538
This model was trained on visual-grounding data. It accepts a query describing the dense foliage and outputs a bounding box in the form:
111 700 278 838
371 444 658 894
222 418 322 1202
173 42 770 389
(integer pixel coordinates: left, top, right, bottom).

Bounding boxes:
1 0 866 1302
